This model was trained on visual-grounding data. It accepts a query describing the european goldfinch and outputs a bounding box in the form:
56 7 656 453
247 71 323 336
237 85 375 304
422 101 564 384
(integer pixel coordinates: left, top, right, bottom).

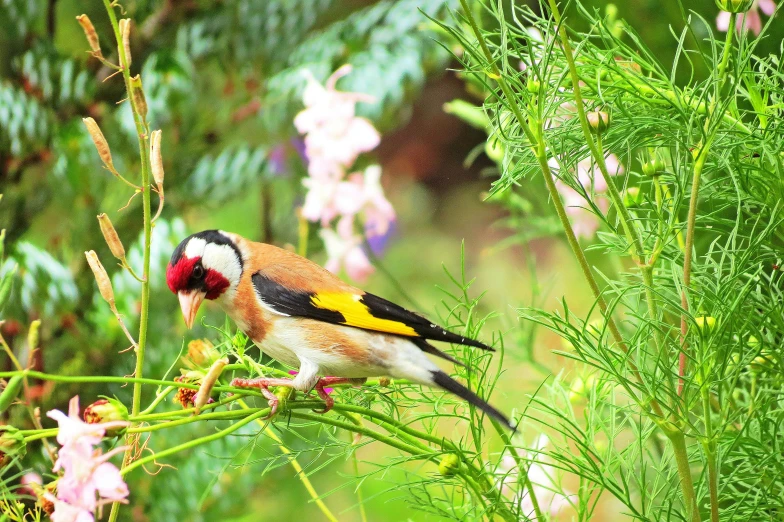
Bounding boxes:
166 230 514 429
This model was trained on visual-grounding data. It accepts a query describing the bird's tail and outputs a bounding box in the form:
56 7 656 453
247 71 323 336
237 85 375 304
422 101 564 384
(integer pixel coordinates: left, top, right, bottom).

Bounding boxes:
431 370 515 431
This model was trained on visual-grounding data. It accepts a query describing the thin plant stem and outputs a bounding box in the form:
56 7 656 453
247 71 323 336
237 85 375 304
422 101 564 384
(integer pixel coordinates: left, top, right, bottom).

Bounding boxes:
352 449 368 522
457 0 665 420
669 430 699 522
679 12 738 397
98 1 154 519
236 398 340 522
120 409 269 476
491 420 544 521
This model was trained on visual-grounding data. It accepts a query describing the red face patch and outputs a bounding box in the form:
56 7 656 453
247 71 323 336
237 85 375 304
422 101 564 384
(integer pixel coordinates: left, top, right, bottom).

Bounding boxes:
166 256 199 294
166 256 231 300
203 269 230 299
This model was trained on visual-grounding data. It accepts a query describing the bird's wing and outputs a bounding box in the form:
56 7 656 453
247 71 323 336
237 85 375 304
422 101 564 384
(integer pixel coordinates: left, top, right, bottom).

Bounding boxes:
251 268 493 350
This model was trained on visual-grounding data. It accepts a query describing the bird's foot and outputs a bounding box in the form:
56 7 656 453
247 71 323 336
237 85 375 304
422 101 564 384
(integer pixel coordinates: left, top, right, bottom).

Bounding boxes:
311 377 359 414
230 377 295 419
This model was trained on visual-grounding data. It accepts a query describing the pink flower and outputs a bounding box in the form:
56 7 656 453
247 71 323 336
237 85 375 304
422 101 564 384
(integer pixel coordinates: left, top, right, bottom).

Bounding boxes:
294 65 380 180
19 472 42 496
717 0 776 35
550 154 624 240
498 435 575 519
46 397 130 520
320 227 374 282
44 494 94 522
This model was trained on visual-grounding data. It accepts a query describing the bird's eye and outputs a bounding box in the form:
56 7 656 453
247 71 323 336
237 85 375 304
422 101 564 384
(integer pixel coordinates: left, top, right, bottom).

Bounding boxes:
192 263 205 280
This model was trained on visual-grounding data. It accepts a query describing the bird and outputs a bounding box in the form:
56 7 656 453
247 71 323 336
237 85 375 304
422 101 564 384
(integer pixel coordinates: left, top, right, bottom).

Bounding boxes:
166 230 514 429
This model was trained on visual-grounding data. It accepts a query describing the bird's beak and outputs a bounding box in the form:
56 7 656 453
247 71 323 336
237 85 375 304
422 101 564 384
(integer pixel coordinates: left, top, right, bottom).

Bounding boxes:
178 290 205 329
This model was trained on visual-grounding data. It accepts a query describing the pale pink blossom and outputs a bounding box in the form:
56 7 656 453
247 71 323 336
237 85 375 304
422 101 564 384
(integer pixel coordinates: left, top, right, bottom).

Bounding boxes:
320 227 374 282
294 65 380 179
550 154 624 240
19 472 42 496
330 166 396 238
44 494 93 522
498 435 575 519
46 397 129 520
717 0 776 35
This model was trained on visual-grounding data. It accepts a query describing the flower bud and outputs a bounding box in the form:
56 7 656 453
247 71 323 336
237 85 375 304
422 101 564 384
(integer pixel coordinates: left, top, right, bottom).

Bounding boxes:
84 251 115 305
623 187 642 207
438 454 461 476
182 339 220 370
83 398 129 435
569 377 587 404
194 357 229 414
641 156 666 177
526 78 541 94
27 319 41 351
0 375 24 414
118 19 132 66
747 335 760 349
715 0 754 13
694 316 716 333
76 15 102 57
0 426 26 466
485 138 504 163
378 377 392 387
150 129 164 186
97 213 126 260
130 75 147 119
83 118 115 172
587 110 611 134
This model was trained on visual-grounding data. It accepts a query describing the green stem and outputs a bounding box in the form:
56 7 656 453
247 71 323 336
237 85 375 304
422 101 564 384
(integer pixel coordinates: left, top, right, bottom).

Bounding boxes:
139 385 176 415
120 409 269 476
669 431 700 522
702 387 719 522
458 0 666 420
678 11 737 398
491 420 543 521
236 398 340 522
352 449 368 522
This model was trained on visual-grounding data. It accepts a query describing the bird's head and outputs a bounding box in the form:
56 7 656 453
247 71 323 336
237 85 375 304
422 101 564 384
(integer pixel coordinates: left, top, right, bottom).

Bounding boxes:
166 230 243 328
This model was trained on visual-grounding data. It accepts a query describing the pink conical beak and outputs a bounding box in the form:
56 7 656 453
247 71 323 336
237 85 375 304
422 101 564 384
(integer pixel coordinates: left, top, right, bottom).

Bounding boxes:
178 290 205 329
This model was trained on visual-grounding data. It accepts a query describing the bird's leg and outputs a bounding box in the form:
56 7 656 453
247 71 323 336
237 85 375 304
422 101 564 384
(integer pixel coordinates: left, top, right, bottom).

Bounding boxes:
311 377 365 414
230 377 296 419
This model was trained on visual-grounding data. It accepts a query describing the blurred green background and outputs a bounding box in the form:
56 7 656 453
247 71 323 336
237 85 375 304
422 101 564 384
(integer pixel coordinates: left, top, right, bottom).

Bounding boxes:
0 0 780 520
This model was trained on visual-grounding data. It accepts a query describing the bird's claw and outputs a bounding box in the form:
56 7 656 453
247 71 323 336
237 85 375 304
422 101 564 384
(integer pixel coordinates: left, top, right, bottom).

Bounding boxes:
230 377 294 419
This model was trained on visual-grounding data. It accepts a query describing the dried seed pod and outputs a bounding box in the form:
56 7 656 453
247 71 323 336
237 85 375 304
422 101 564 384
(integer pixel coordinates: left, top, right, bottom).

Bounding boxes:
85 250 115 305
193 358 229 414
130 75 147 118
97 213 126 260
150 129 164 185
76 15 102 57
118 19 132 66
27 319 41 352
82 118 115 171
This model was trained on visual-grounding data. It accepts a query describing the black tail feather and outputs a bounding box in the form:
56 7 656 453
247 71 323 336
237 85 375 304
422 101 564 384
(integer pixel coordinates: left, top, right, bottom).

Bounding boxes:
411 338 467 368
431 370 515 431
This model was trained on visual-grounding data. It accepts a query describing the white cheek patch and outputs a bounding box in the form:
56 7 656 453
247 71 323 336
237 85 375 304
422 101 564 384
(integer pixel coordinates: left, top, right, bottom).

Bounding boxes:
201 243 243 287
184 237 207 259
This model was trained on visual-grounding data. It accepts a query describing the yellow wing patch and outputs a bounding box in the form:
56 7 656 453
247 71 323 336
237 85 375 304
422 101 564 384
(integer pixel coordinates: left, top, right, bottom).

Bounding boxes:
310 292 418 336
